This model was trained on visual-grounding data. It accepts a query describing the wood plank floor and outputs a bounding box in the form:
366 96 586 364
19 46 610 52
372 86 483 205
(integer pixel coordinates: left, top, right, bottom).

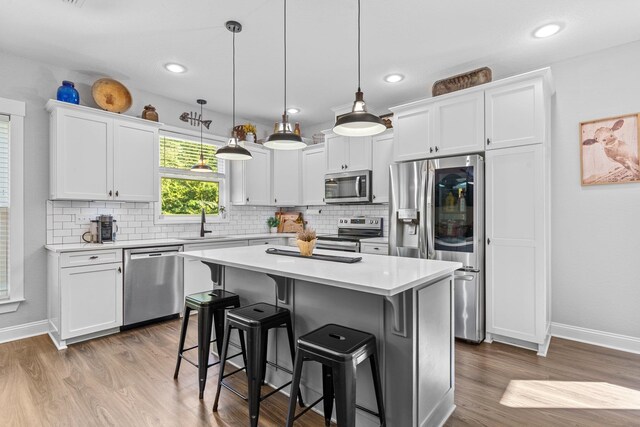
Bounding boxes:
1 319 639 426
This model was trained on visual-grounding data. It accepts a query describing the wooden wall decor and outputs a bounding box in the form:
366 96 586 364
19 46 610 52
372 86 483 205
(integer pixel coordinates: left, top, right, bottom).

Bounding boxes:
432 67 492 96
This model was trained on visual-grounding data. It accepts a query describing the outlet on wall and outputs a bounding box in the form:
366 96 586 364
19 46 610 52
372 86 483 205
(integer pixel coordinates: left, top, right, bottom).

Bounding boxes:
75 215 92 225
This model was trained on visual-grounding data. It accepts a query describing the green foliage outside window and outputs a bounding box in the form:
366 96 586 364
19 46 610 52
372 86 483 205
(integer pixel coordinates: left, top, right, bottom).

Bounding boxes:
159 136 221 216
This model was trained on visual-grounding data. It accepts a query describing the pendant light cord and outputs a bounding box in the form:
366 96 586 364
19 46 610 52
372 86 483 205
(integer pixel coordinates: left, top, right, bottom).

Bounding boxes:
200 102 204 158
232 30 236 130
283 0 288 114
357 0 361 92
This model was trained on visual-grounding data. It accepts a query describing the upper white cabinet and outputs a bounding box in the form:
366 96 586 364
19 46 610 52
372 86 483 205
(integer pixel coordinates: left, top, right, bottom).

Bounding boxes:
371 131 394 203
324 132 372 173
485 144 547 349
391 104 433 162
302 145 326 205
485 78 545 150
272 150 301 206
433 91 484 156
230 145 272 206
47 100 162 202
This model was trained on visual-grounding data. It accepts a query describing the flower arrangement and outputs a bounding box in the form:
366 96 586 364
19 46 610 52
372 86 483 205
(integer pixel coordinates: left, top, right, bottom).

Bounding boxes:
296 228 317 256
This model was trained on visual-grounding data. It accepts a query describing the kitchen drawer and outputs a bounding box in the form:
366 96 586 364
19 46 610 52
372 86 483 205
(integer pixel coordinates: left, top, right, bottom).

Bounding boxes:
248 238 283 246
60 249 123 268
361 243 389 255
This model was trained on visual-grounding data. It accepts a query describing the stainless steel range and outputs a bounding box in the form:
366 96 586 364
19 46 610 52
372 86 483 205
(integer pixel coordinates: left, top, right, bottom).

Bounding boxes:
316 217 384 252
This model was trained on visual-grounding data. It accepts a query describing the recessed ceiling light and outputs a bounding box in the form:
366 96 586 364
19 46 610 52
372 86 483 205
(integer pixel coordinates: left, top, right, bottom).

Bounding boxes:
533 24 562 39
164 63 187 73
287 108 300 114
384 74 404 83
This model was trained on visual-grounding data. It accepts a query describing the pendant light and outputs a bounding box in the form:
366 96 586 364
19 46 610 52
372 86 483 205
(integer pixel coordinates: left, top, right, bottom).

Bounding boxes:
264 0 306 150
190 99 214 172
216 21 253 161
332 0 385 137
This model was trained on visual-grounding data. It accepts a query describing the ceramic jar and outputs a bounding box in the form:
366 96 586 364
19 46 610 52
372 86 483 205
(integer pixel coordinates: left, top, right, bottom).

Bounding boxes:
57 81 80 104
141 105 159 121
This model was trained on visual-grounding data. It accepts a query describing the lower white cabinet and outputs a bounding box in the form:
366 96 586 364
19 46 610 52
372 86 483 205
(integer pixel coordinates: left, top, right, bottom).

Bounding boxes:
48 249 124 349
360 242 389 255
183 240 248 298
485 144 549 353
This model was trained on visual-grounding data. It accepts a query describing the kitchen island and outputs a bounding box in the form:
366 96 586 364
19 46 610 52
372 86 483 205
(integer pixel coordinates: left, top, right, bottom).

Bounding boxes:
179 245 461 427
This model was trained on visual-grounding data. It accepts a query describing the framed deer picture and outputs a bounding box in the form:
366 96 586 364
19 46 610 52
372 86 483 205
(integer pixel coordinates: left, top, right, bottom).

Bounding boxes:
580 113 640 186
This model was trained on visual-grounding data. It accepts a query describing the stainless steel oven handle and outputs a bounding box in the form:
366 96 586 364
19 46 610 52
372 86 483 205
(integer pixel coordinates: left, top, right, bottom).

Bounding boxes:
355 176 361 198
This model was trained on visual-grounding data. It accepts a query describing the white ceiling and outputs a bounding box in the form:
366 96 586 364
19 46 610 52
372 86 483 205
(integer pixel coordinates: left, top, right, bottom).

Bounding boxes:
2 0 640 127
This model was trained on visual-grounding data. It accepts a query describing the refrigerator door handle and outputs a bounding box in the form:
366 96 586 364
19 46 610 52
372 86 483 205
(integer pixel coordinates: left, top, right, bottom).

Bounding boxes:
424 164 435 259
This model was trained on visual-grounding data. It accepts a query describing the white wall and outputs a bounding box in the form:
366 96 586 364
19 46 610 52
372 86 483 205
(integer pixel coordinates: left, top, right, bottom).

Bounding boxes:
550 40 640 339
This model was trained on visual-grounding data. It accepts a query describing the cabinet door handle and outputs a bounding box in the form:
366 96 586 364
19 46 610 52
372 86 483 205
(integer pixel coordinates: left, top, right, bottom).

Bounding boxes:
274 198 277 203
373 195 376 199
89 255 98 260
115 190 119 197
246 197 249 202
487 238 491 245
322 197 325 202
345 164 348 169
487 138 491 145
117 267 122 273
109 190 113 197
429 147 433 153
435 146 439 152
373 247 379 250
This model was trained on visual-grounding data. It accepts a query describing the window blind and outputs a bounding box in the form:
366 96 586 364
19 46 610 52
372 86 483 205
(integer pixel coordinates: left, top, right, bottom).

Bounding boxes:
0 115 9 299
159 134 225 175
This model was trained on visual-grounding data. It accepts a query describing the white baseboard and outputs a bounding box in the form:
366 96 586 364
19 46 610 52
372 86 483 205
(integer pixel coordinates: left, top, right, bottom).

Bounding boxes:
551 322 640 355
0 319 48 344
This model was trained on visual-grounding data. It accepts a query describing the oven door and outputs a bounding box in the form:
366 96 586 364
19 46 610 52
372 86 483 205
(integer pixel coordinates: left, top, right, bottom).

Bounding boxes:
315 240 360 252
324 170 371 203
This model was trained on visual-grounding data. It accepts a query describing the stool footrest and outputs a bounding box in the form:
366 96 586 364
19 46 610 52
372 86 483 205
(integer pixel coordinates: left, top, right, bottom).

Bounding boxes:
356 404 381 418
221 380 249 401
265 360 293 376
292 396 324 421
259 380 293 402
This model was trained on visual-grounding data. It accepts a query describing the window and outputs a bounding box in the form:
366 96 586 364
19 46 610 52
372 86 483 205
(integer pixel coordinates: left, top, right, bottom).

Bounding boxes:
0 97 24 313
157 130 227 222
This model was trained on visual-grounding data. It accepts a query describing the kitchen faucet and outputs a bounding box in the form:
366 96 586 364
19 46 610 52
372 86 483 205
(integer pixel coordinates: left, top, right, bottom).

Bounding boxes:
200 208 212 238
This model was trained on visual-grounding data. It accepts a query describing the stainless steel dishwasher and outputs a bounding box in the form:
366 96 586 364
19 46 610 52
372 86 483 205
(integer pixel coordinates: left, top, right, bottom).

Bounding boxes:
123 246 183 327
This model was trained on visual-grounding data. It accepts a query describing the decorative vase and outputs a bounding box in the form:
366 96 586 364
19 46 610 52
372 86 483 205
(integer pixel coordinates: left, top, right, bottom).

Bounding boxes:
246 132 255 143
270 226 278 234
57 81 80 104
141 105 159 121
297 239 317 257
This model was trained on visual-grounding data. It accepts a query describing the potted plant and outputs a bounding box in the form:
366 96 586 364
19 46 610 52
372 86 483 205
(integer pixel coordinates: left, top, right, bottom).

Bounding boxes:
267 216 280 233
296 229 317 257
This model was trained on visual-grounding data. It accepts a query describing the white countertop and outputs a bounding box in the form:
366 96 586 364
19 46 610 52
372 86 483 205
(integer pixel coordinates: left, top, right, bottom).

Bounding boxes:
360 237 389 244
44 233 297 253
179 245 461 297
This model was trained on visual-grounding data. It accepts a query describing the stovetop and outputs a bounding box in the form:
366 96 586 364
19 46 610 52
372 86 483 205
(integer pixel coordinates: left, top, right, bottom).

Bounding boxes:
317 217 384 242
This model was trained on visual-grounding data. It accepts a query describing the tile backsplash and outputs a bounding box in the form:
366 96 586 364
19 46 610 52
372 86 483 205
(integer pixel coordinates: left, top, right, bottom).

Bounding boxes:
46 201 389 245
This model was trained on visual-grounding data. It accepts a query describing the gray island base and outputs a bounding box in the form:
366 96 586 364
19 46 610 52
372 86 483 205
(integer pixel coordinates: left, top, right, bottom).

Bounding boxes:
179 245 461 427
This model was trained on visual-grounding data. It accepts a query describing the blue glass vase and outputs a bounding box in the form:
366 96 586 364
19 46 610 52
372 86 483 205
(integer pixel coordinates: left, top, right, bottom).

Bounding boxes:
57 81 80 104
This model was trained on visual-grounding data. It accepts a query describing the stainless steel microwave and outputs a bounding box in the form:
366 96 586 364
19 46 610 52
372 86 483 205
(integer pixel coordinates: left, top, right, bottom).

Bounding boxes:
324 170 372 204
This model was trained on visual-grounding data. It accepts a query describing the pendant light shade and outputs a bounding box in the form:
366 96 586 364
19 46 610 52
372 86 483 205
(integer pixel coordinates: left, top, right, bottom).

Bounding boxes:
264 0 305 150
333 0 385 137
216 21 253 161
190 99 214 172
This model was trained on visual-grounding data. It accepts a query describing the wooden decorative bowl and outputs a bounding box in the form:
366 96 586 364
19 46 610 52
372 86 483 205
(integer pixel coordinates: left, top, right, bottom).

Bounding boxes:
91 78 132 113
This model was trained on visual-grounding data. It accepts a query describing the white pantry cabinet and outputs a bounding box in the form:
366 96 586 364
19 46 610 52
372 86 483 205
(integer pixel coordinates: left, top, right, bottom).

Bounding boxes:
48 248 124 349
433 91 485 156
302 145 326 205
183 240 248 300
323 132 372 173
485 78 545 150
46 100 162 202
371 131 394 203
272 150 301 206
230 145 272 206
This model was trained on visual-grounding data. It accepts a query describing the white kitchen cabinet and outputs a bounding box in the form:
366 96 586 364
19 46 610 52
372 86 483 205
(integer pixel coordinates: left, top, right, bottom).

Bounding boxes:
485 78 545 150
230 145 272 206
48 248 124 349
371 131 394 203
272 150 301 206
390 103 433 162
433 91 484 156
302 145 326 205
360 242 389 255
183 240 248 300
324 132 372 173
248 237 285 246
485 143 549 353
46 100 161 202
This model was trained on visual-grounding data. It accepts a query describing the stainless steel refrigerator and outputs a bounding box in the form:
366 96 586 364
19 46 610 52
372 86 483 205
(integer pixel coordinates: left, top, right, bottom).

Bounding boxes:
389 155 484 343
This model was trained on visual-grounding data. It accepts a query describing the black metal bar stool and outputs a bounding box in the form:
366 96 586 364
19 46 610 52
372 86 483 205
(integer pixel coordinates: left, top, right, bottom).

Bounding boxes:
173 290 247 399
286 324 386 427
212 302 304 427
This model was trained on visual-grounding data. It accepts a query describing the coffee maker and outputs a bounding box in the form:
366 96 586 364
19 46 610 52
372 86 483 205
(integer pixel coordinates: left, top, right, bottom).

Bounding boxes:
82 215 117 243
